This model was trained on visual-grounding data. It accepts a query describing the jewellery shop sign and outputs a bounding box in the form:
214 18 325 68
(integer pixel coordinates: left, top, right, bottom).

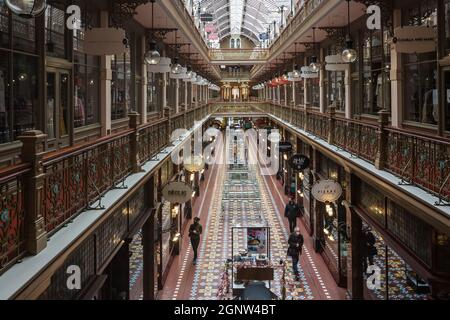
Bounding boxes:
392 26 436 54
311 180 343 203
162 181 194 204
289 154 310 171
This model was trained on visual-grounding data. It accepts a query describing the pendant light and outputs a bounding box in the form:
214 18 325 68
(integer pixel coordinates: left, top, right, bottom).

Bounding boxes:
5 0 46 18
341 0 357 63
292 42 300 77
171 57 182 74
171 30 182 74
309 27 320 72
144 0 161 65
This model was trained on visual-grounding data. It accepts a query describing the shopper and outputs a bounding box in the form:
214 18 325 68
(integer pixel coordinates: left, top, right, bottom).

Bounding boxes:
287 227 304 281
285 197 300 233
189 217 203 265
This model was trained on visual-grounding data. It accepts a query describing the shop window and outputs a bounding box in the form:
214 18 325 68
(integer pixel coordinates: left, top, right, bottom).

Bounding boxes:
360 30 391 115
387 200 432 266
73 10 100 128
45 5 66 59
111 52 130 120
147 72 161 113
402 1 438 125
358 181 386 226
435 233 450 273
363 223 429 300
445 0 450 55
0 7 39 145
295 81 304 106
306 77 320 108
326 46 346 111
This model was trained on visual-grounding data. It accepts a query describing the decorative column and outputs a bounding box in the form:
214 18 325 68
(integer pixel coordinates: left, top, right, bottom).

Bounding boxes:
284 84 288 107
175 79 180 114
19 131 48 254
374 109 390 170
390 9 403 128
100 11 111 135
129 111 142 173
319 48 326 113
345 65 352 119
141 35 148 124
328 105 336 145
343 169 364 299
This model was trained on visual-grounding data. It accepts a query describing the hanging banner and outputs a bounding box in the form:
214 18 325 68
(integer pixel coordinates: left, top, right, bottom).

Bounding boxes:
289 154 310 171
301 66 319 79
147 57 171 73
311 180 343 203
247 228 267 254
162 181 194 204
84 28 127 55
392 26 436 54
325 55 349 71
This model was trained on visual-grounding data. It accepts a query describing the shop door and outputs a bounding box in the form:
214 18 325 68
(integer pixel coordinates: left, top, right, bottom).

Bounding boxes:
46 68 70 149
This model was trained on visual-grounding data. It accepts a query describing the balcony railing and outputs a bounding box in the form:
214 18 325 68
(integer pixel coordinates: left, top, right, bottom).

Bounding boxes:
209 49 268 61
254 101 450 204
269 0 325 56
0 164 29 274
0 104 212 275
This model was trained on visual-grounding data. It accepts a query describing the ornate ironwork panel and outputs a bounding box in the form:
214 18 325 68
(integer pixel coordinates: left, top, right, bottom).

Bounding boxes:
0 170 27 274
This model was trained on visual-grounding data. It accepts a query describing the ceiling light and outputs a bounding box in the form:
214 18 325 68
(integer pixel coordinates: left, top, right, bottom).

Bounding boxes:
341 0 357 63
144 41 161 65
5 0 46 18
171 57 182 74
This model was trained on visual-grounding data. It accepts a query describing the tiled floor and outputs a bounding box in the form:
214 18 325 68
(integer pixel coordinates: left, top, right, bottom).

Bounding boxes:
136 137 347 300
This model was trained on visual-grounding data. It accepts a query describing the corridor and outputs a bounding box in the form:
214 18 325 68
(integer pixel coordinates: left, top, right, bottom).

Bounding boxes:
151 131 347 300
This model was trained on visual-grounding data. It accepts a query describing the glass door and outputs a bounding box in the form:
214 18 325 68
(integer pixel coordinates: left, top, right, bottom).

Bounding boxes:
46 68 70 149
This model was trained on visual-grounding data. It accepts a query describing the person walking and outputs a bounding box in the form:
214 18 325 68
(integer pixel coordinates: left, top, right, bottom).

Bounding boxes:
189 217 203 265
287 227 304 281
285 197 300 233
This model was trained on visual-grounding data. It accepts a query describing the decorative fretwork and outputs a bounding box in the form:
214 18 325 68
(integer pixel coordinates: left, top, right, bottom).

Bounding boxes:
110 0 150 28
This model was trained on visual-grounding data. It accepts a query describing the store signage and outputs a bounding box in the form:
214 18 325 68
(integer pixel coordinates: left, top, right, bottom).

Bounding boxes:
278 141 293 153
301 66 319 79
289 154 310 171
311 180 343 203
147 57 172 73
392 26 436 54
325 55 349 71
162 181 193 204
183 155 205 172
84 28 127 55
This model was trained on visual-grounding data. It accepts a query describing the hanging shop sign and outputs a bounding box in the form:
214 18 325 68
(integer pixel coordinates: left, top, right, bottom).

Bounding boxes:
84 28 128 55
392 26 436 54
147 57 172 73
311 180 343 203
301 66 319 79
162 181 193 204
288 154 310 171
183 155 205 172
287 71 302 82
278 141 293 153
325 55 349 71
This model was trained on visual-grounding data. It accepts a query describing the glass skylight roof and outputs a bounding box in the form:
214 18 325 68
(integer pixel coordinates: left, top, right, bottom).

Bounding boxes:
194 0 292 45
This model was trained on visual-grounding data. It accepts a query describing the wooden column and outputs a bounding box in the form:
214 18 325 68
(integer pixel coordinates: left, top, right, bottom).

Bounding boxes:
343 170 364 299
19 131 48 254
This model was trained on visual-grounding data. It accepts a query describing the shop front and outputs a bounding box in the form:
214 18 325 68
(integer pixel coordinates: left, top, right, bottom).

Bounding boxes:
354 179 450 300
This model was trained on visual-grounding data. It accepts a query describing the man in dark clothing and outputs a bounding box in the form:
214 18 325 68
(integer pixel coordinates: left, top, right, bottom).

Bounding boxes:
285 198 300 233
287 227 304 281
189 217 203 265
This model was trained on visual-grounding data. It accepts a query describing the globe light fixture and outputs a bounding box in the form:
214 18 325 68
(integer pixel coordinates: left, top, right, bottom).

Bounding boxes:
144 41 161 65
309 28 320 71
5 0 46 18
342 38 357 63
341 0 357 63
292 64 300 78
171 57 182 74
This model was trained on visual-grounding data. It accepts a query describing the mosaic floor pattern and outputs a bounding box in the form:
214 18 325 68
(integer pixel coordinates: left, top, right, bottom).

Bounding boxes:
189 140 318 300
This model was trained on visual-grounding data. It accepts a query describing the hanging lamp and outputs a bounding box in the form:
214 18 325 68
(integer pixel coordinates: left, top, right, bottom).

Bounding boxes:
5 0 46 18
341 0 357 63
309 27 320 72
144 0 161 65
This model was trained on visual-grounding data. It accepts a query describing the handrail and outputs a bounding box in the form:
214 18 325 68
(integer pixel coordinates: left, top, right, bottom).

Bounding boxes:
43 129 133 165
0 163 31 183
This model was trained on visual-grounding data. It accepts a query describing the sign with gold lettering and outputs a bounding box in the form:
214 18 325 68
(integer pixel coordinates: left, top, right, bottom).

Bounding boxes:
162 181 193 204
311 180 343 203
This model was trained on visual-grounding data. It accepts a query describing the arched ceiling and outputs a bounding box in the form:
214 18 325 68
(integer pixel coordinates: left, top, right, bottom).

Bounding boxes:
196 0 292 45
